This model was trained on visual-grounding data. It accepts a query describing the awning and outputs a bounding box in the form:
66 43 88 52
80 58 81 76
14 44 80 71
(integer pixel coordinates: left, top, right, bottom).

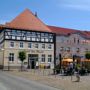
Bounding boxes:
62 59 73 62
82 60 90 62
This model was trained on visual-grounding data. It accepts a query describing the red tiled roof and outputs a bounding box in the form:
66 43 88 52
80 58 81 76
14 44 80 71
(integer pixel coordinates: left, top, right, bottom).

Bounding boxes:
0 8 90 38
82 31 90 38
0 24 5 30
48 25 90 38
48 25 78 35
5 9 51 32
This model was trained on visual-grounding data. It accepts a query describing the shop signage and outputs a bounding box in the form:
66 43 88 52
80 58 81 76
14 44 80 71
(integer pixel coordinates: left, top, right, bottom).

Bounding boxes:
26 50 44 53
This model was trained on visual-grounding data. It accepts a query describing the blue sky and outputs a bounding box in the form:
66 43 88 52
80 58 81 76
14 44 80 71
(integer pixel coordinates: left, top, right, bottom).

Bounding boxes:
0 0 90 31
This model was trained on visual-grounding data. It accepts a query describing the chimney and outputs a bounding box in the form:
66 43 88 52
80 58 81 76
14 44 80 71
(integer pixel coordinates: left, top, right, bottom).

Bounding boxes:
35 12 38 17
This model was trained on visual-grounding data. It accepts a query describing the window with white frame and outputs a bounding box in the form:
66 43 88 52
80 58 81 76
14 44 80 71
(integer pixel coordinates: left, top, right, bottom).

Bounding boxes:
60 47 64 51
66 47 70 52
41 54 45 62
48 55 52 62
28 42 32 48
10 42 14 48
77 39 80 44
9 53 14 61
48 44 52 49
35 43 38 48
76 48 80 52
42 44 45 49
85 48 88 52
74 38 76 43
20 42 23 48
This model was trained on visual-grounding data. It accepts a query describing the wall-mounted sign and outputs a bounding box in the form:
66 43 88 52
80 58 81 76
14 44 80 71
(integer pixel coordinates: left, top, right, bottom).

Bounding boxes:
26 50 44 53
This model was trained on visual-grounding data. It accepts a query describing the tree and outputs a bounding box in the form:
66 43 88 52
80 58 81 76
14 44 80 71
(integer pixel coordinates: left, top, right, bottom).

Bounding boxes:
84 52 90 69
85 52 90 60
18 51 26 71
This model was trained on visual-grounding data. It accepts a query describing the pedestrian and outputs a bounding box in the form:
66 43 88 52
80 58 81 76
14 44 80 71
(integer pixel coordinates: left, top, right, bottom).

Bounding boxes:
76 65 80 82
76 71 80 82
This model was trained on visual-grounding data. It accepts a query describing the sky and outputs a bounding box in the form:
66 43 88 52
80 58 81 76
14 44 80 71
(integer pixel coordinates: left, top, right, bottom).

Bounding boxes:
0 0 90 31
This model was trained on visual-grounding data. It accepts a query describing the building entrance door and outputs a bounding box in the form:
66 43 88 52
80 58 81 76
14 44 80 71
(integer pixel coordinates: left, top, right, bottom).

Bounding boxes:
28 54 38 69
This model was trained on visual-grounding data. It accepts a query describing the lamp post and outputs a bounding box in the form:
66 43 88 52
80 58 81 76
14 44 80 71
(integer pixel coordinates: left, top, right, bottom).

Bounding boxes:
60 47 65 69
38 57 41 69
1 48 4 70
27 56 30 69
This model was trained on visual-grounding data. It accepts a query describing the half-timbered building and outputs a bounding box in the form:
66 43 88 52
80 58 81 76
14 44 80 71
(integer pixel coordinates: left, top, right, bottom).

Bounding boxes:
0 9 56 69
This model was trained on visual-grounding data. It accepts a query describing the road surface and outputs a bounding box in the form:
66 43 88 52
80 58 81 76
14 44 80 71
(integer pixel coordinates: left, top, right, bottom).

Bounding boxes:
0 71 61 90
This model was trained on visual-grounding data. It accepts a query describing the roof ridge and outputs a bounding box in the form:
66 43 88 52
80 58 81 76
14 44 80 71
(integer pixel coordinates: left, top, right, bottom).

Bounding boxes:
48 25 90 38
47 25 80 31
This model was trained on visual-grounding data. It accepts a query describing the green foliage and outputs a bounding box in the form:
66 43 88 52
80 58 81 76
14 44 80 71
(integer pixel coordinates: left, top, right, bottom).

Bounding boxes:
85 52 90 60
55 64 60 70
53 64 61 74
18 51 26 71
18 51 26 62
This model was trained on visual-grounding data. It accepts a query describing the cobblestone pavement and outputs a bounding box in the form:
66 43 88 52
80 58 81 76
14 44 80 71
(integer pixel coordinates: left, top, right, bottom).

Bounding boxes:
0 71 60 90
7 69 90 90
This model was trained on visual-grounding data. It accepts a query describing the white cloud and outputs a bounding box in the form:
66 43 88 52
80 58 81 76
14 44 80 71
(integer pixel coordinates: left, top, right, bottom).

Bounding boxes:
58 0 90 11
62 4 90 11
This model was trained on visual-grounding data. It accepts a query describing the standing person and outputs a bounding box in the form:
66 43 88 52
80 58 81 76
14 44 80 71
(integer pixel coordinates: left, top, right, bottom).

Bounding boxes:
69 63 74 81
76 71 80 82
69 63 73 75
75 64 80 82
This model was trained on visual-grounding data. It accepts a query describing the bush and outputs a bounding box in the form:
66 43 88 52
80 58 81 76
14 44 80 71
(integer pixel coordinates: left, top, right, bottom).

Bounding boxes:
85 52 90 60
54 64 61 74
